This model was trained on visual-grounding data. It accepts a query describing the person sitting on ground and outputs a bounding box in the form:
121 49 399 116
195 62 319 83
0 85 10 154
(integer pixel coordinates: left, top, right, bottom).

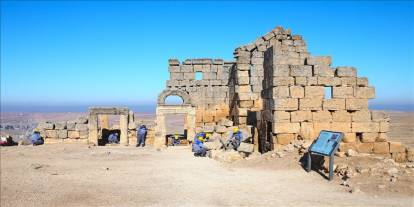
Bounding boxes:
172 133 181 146
108 132 119 144
136 125 147 147
30 131 44 146
227 127 243 150
0 136 9 146
192 136 206 157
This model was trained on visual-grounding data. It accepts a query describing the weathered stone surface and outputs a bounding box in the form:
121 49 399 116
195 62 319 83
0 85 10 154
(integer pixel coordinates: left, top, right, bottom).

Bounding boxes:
330 122 351 133
356 143 373 153
332 87 353 98
54 122 67 130
273 111 290 122
76 117 88 124
356 77 368 86
300 122 314 140
299 98 322 110
237 142 254 153
361 133 378 143
45 130 58 138
66 121 76 130
322 99 345 110
354 87 375 99
313 65 334 77
379 121 390 132
211 150 243 163
290 86 304 98
352 122 379 133
204 140 222 150
312 111 332 122
336 66 357 77
276 133 295 145
290 111 312 122
371 111 390 122
273 77 295 86
340 77 356 86
68 130 80 139
272 86 290 98
38 122 54 130
376 133 388 142
373 142 389 154
306 56 331 66
342 133 356 143
274 98 298 110
346 99 368 111
75 124 88 131
305 86 324 98
274 65 290 77
58 130 68 139
290 65 312 77
332 111 351 122
352 110 371 122
389 142 405 153
273 123 300 133
339 143 357 152
318 77 341 86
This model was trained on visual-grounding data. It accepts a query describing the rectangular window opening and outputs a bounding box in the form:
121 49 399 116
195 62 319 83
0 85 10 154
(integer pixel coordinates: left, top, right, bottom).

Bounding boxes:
195 72 203 80
324 86 332 99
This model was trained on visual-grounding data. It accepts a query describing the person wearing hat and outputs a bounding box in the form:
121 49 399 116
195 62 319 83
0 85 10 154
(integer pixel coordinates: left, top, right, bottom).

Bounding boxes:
192 135 206 157
228 127 243 150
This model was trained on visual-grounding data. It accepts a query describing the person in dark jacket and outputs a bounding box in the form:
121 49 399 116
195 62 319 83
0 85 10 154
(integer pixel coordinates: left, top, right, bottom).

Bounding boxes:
136 125 147 147
30 131 44 146
108 133 119 144
192 136 206 157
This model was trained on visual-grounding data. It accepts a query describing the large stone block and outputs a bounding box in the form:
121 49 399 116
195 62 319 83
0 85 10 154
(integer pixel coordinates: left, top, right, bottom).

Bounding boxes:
237 142 254 153
356 77 368 86
361 132 378 143
58 130 68 139
351 110 371 122
273 123 300 133
323 99 345 110
330 122 351 133
45 130 58 138
339 143 357 152
170 72 184 80
332 87 353 98
66 121 76 130
306 56 332 66
290 86 304 98
376 133 388 142
168 65 181 73
336 66 356 77
273 111 290 123
272 86 290 98
313 65 334 77
55 122 67 130
290 65 312 77
305 86 324 98
273 77 295 86
274 65 290 77
318 77 341 86
276 133 295 145
354 87 375 99
389 141 405 153
352 122 379 133
299 98 322 110
295 77 307 86
346 99 368 110
356 143 373 153
274 98 298 111
300 122 314 140
75 124 88 131
373 142 389 154
371 111 390 122
342 133 356 143
291 111 312 122
68 130 80 139
38 122 54 130
312 111 332 122
332 110 351 122
340 77 356 86
379 121 390 132
313 122 331 136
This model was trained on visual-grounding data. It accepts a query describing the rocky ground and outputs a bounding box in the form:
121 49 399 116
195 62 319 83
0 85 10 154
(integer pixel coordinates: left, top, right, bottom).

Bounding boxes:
1 143 413 207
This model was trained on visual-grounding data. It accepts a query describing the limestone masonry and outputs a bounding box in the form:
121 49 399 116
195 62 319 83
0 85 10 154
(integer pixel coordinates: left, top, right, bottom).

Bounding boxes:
35 26 412 162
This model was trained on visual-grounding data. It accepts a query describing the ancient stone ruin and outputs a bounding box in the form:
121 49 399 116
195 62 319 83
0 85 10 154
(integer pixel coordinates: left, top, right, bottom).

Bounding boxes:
35 26 411 162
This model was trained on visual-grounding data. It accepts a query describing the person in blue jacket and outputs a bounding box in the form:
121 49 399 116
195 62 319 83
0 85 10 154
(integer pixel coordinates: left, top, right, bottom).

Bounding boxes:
136 125 147 147
30 131 44 146
192 136 206 157
108 133 119 144
228 127 243 150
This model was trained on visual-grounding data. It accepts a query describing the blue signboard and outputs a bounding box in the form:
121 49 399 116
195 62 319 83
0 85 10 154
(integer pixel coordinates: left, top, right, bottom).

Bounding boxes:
309 131 343 156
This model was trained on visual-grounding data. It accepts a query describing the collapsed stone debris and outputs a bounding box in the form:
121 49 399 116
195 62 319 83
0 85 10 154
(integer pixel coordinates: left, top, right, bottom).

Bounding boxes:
34 26 412 163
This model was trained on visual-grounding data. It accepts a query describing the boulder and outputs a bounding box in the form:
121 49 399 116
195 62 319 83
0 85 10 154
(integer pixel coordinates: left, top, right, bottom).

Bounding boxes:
237 142 254 153
211 150 243 163
204 140 223 150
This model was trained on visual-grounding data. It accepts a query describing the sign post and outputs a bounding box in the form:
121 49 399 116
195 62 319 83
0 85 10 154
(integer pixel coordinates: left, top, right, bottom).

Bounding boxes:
307 130 343 181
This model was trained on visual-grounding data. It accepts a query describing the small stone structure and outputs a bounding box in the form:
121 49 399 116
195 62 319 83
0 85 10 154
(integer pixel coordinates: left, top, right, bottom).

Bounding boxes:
34 117 89 144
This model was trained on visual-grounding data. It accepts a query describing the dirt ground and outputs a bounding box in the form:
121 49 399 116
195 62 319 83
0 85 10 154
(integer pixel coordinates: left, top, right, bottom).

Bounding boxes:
1 144 413 207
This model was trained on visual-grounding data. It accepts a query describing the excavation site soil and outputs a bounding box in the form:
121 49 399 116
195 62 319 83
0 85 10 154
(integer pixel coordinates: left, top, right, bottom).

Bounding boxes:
1 111 413 207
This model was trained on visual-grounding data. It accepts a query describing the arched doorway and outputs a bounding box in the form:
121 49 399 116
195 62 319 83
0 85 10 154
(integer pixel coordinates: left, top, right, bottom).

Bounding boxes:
154 90 196 148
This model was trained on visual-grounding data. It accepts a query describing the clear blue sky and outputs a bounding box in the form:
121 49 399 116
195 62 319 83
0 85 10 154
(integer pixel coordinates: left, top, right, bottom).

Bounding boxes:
1 1 414 112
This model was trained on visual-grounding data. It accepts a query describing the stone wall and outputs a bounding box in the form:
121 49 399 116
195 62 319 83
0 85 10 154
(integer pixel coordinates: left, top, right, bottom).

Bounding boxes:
35 117 89 144
166 58 235 126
